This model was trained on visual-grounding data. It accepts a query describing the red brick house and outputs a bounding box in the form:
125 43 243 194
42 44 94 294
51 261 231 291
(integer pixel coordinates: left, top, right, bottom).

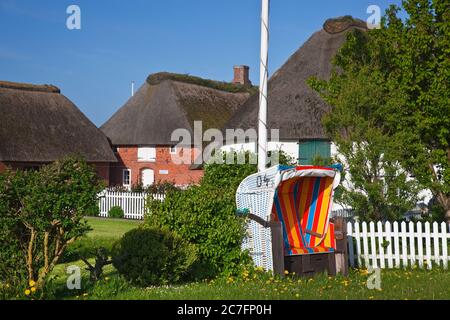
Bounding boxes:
0 81 117 183
101 69 253 188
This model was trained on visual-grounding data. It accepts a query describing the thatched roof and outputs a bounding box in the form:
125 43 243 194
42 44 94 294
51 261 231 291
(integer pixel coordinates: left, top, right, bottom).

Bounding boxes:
225 16 367 141
0 81 117 163
101 73 252 145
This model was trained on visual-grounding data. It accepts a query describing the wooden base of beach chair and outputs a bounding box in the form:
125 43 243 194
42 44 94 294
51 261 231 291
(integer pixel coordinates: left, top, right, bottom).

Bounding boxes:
284 252 336 278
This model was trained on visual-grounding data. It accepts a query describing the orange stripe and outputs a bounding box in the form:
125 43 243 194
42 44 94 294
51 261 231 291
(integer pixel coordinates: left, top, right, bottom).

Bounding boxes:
280 180 302 249
314 178 334 246
300 178 314 231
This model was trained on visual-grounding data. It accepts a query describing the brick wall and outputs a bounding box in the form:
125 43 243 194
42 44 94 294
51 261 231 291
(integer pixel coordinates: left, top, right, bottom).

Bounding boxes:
0 162 6 173
110 145 204 187
92 162 110 186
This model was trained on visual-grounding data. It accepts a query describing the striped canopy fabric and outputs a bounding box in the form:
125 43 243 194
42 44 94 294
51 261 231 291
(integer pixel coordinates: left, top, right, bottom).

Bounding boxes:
272 172 336 256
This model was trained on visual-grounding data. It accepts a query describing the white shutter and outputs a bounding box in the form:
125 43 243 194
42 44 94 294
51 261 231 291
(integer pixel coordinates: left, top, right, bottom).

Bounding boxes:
138 147 156 162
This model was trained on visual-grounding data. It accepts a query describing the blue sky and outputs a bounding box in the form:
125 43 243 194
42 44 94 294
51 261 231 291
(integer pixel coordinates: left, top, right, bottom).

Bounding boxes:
0 0 402 126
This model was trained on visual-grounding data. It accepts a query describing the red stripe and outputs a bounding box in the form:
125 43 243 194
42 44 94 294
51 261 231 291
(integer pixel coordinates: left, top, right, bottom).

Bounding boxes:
296 178 305 220
301 178 314 231
330 224 336 249
310 178 326 245
295 166 334 171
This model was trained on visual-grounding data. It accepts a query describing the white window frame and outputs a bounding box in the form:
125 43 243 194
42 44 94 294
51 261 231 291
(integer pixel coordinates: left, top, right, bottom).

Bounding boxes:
169 145 177 155
137 147 156 162
123 169 131 188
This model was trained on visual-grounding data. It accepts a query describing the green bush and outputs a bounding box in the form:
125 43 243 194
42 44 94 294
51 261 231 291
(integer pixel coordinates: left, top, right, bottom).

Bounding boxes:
0 173 28 297
112 227 198 286
85 205 100 217
108 206 124 219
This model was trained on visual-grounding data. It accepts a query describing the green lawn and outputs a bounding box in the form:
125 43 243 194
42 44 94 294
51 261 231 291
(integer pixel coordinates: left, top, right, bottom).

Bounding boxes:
85 217 142 239
61 217 141 264
47 217 450 300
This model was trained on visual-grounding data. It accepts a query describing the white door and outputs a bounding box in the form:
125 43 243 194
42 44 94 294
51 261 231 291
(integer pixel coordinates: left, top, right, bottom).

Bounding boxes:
141 169 155 187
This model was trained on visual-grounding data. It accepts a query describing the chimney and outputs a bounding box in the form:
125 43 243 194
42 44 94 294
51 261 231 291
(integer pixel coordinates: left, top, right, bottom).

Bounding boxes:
232 65 252 86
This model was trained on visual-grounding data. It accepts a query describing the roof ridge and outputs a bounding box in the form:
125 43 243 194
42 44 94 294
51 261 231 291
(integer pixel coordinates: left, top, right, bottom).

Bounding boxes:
146 72 257 95
323 16 367 34
0 80 60 94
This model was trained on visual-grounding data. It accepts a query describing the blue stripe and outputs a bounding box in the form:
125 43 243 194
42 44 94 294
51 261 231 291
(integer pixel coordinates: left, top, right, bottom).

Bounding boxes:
304 178 322 245
274 192 290 250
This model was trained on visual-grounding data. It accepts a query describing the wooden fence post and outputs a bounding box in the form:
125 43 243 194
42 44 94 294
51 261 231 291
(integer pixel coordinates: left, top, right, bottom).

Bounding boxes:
332 217 349 276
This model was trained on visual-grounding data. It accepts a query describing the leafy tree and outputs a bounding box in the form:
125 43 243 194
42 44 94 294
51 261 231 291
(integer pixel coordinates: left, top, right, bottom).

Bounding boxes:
0 156 102 291
310 0 449 221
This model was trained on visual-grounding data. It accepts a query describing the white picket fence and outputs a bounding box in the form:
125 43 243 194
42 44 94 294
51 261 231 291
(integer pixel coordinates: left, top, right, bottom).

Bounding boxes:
347 221 450 270
98 190 165 220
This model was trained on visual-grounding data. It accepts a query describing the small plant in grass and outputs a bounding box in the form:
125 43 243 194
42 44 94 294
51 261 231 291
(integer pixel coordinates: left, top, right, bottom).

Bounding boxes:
112 227 198 286
81 247 113 282
108 206 124 219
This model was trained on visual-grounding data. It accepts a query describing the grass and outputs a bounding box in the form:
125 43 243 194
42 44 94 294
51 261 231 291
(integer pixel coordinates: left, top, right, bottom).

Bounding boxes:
45 217 450 300
61 217 142 263
49 264 450 300
84 217 142 239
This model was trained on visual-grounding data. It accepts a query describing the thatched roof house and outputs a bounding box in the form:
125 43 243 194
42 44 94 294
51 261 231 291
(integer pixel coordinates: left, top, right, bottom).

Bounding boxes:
0 81 117 168
224 16 367 141
101 72 254 146
101 72 254 187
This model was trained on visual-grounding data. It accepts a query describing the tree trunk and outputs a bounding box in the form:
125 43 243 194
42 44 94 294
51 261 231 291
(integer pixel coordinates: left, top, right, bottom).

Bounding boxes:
27 229 36 282
445 209 450 224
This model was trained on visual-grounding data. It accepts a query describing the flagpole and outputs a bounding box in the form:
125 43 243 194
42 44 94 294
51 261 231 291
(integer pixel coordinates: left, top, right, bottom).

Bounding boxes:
258 0 269 172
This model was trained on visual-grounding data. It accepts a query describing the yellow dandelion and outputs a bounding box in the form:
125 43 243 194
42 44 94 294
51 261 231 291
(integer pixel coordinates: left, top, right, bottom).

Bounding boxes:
29 280 36 287
284 270 289 275
31 287 36 293
24 289 31 296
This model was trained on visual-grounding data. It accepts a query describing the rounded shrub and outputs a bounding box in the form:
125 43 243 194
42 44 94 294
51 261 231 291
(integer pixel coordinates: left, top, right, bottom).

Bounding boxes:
112 227 198 286
108 206 124 219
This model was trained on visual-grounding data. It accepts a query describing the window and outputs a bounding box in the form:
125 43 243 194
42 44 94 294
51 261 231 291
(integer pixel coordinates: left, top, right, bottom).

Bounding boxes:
123 169 131 187
298 141 331 165
169 146 177 154
137 147 156 162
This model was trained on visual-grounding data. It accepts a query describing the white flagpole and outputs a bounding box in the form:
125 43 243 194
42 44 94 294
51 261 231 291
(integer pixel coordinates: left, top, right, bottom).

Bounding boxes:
258 0 270 172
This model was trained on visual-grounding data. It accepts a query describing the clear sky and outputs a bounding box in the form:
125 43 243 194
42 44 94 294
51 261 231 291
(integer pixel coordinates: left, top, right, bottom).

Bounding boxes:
0 0 402 126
